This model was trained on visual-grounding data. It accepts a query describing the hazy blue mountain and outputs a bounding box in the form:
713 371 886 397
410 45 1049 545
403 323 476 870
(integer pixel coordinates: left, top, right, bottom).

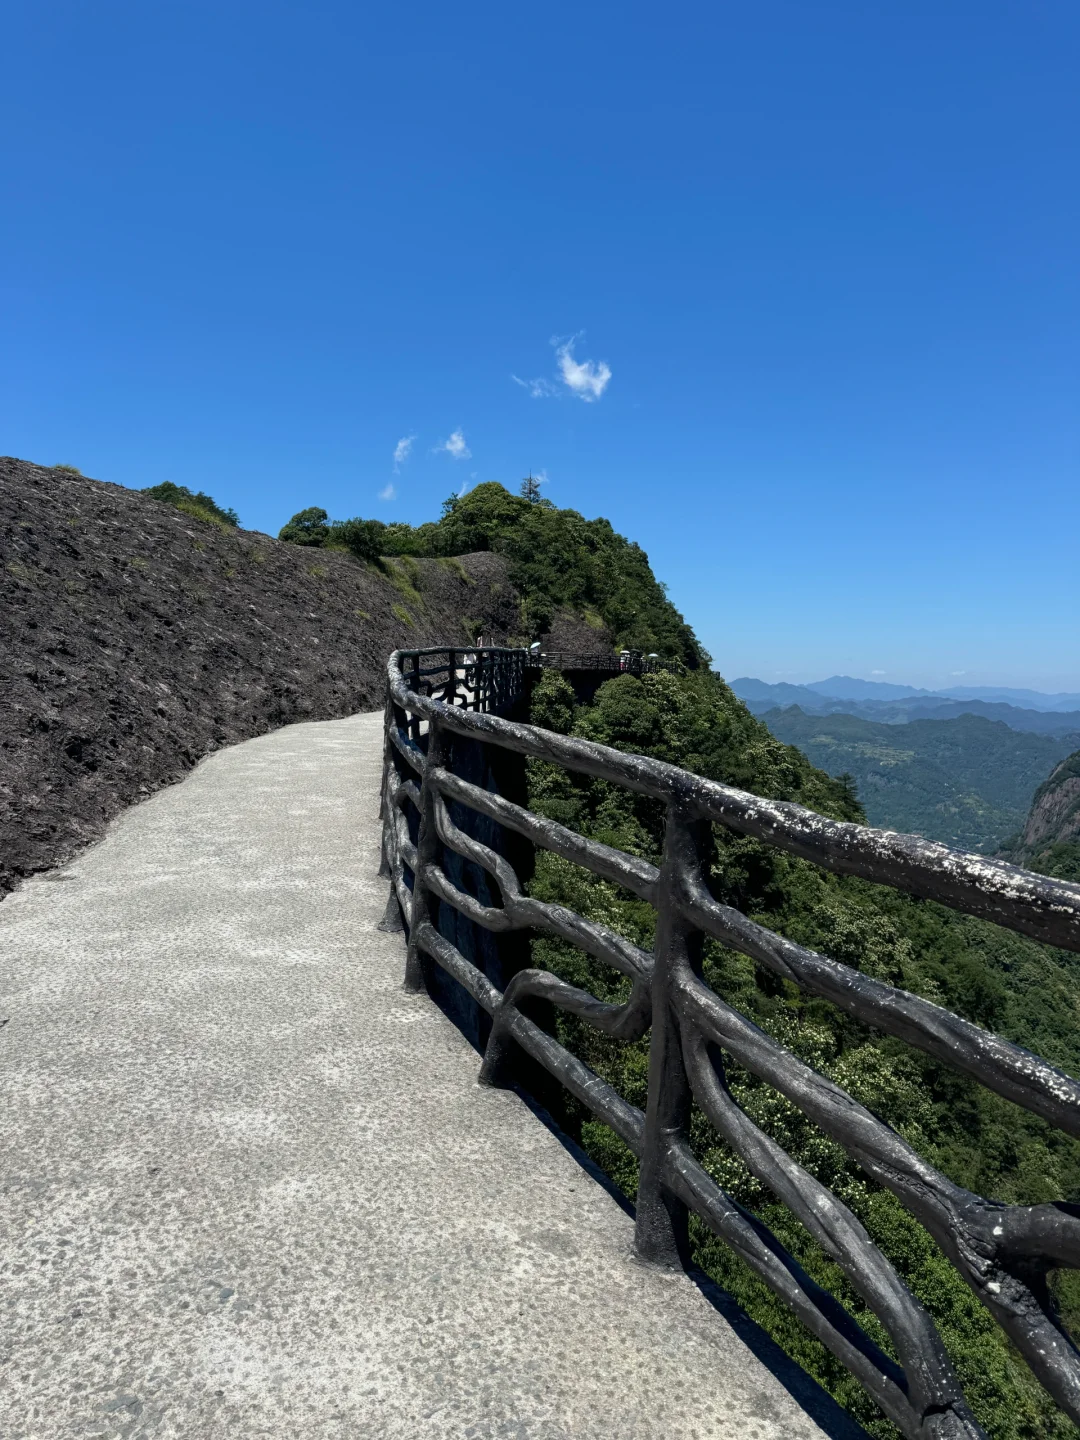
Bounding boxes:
805 674 932 701
726 677 826 706
728 677 1080 737
941 686 1080 712
897 699 1080 734
759 708 1079 852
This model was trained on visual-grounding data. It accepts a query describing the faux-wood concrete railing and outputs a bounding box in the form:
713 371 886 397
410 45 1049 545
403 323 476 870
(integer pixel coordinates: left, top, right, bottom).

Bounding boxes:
380 645 1080 1440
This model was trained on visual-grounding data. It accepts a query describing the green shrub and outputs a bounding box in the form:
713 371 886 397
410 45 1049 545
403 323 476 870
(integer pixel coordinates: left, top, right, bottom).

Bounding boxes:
327 516 385 563
53 464 82 475
143 481 239 528
278 506 330 546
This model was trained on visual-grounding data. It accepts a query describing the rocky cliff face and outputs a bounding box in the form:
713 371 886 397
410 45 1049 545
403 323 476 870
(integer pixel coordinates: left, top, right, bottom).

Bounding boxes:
1 457 520 897
1003 750 1080 880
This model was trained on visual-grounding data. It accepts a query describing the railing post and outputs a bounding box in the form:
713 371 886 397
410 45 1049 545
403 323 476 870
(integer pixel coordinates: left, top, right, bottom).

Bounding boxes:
634 799 710 1269
378 682 393 876
444 648 458 707
408 652 422 743
403 715 448 993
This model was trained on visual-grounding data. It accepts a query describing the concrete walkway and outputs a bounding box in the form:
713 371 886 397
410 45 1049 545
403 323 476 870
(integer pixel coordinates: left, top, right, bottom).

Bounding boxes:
1 712 861 1439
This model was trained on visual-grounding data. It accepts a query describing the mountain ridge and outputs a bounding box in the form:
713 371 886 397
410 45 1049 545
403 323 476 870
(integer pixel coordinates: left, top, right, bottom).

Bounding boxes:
801 674 1080 709
730 676 1080 736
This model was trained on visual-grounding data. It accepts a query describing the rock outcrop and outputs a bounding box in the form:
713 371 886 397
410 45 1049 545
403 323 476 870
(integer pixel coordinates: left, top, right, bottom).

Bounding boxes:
1 457 519 896
1002 749 1080 880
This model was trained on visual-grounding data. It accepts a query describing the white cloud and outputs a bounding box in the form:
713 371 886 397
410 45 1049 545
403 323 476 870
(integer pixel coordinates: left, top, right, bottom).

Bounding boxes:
435 428 471 460
512 334 612 403
554 336 611 401
379 483 396 501
392 435 414 471
871 669 885 675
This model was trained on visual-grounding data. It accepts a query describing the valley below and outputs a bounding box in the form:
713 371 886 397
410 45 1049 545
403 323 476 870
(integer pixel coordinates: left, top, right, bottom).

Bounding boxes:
757 706 1079 852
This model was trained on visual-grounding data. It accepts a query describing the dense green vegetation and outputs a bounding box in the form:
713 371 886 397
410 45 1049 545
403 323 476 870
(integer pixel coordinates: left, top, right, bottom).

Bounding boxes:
142 480 239 528
524 667 1080 1440
1032 843 1080 882
757 707 1078 853
278 481 701 663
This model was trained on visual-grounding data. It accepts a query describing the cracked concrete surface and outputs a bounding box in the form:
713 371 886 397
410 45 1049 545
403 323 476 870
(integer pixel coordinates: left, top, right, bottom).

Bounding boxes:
0 711 862 1438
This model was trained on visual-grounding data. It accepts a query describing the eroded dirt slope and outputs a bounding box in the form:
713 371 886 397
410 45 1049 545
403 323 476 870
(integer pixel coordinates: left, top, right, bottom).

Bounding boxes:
1 457 519 895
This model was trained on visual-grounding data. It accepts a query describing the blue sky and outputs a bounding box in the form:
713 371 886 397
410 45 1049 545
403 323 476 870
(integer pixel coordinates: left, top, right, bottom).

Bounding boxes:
2 1 1077 689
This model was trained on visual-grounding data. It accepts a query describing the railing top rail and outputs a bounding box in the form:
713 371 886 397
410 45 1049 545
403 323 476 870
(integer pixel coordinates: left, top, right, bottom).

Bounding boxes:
387 649 1080 953
397 645 527 658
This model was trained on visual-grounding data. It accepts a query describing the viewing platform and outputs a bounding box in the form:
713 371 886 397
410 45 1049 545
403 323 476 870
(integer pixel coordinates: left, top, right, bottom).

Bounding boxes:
0 711 856 1438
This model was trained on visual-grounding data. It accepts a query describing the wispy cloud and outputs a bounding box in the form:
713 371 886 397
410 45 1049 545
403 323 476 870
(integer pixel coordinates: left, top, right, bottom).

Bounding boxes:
555 336 611 401
392 435 414 472
435 428 471 460
871 669 885 675
513 334 612 403
512 374 558 398
379 482 396 501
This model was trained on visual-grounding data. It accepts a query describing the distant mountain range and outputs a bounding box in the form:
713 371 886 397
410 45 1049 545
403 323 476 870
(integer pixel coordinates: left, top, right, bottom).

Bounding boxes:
799 675 1080 711
729 675 1080 737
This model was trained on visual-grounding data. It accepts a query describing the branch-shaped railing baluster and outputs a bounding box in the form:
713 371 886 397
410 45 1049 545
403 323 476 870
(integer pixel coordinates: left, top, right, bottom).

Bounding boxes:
378 646 1080 1439
403 715 447 992
672 970 1080 1422
680 1029 980 1438
633 801 707 1268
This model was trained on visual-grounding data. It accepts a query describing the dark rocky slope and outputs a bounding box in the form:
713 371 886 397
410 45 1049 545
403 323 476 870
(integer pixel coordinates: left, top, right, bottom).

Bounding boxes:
1 457 520 897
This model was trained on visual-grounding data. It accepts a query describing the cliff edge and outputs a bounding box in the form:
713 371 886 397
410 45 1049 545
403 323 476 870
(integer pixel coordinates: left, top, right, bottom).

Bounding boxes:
1002 749 1080 881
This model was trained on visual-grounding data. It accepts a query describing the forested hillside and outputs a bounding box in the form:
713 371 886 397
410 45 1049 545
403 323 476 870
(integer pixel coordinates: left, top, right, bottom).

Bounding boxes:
524 675 1080 1440
276 481 702 664
757 707 1077 852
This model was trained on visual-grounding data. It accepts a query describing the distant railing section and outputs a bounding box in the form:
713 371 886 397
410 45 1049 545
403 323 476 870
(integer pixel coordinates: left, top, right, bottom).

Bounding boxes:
381 645 1080 1440
528 648 669 674
391 645 528 715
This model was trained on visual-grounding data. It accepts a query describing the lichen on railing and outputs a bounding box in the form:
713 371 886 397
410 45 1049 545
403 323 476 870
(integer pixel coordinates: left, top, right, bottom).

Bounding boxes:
380 646 1080 1440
